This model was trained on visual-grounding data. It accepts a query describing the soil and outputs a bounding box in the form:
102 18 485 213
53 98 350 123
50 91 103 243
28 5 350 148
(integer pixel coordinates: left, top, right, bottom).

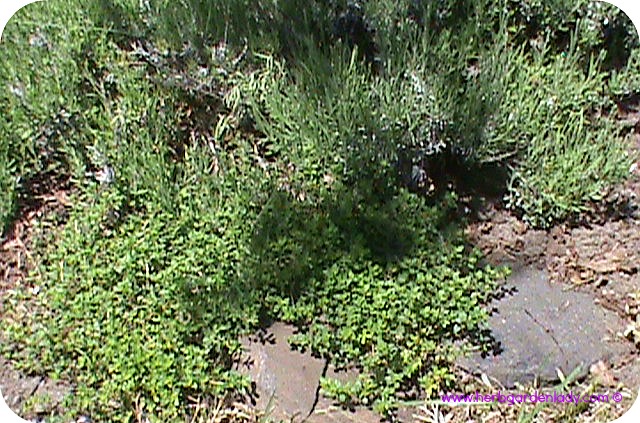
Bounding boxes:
1 188 73 421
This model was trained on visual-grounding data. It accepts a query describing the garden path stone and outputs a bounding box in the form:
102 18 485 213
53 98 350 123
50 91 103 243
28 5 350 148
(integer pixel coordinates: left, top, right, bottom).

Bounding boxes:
238 322 325 421
238 322 382 422
457 267 633 388
0 356 70 419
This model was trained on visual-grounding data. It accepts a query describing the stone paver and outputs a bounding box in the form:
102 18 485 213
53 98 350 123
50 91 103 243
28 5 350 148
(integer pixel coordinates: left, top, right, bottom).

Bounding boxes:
238 323 382 422
238 322 326 421
457 267 633 387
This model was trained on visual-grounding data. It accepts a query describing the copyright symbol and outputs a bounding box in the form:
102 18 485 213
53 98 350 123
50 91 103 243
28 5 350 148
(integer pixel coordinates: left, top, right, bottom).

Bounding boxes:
613 392 623 403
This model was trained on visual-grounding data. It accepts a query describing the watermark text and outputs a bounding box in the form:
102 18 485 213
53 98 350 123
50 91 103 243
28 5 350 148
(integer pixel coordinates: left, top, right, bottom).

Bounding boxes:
441 390 623 406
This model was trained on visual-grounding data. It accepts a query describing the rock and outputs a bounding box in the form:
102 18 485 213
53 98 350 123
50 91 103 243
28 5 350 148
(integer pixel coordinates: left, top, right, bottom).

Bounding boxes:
237 323 384 423
457 267 633 388
237 322 326 422
589 360 617 387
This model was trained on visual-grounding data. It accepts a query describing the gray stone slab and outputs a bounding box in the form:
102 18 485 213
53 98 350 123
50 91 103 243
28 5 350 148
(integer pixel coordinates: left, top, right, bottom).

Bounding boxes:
457 267 633 388
238 324 383 423
238 322 326 421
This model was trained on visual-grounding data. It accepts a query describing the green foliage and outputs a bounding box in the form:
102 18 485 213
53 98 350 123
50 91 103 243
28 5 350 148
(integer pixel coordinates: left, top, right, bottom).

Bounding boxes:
5 184 259 422
0 142 15 227
238 50 509 408
506 110 630 227
474 36 632 226
256 189 509 415
2 6 263 419
243 41 478 208
610 47 640 96
0 0 91 230
2 0 639 421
